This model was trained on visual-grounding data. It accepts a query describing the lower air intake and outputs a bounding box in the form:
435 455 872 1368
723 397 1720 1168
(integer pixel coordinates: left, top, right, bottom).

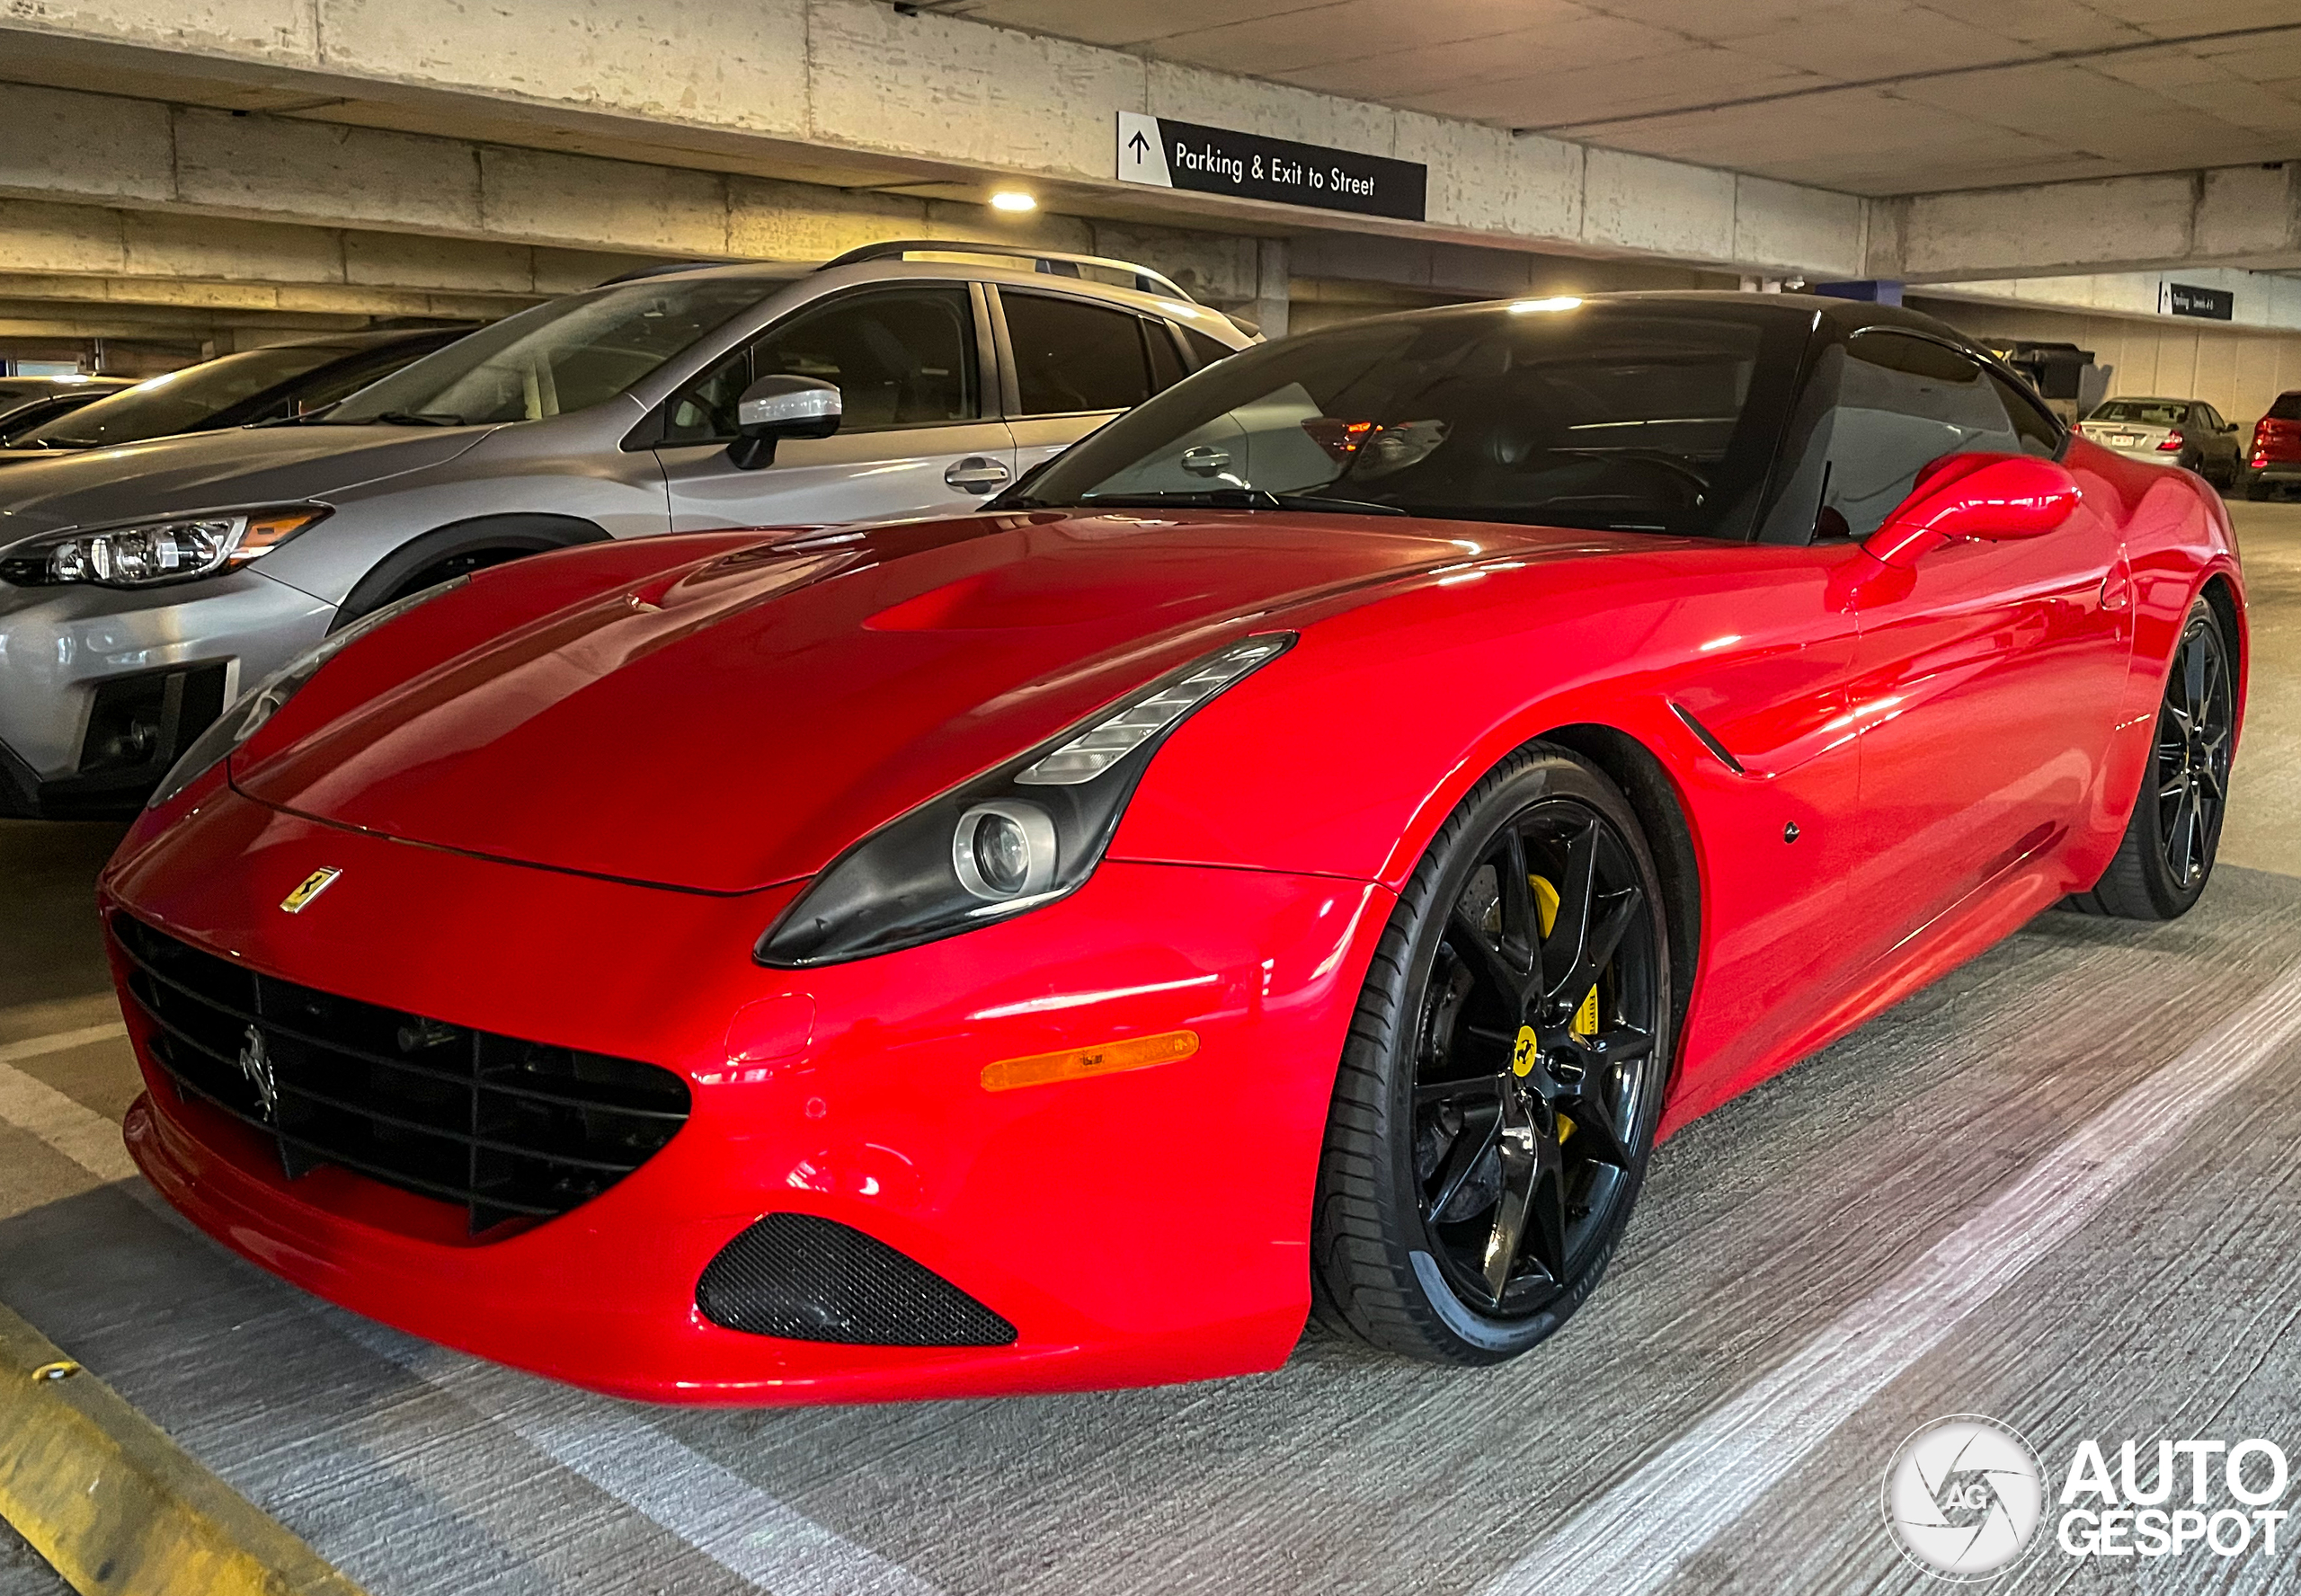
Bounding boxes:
696 1213 1017 1347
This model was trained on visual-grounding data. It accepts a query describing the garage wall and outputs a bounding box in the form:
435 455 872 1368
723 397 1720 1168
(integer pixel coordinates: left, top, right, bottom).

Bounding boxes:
1913 297 2301 430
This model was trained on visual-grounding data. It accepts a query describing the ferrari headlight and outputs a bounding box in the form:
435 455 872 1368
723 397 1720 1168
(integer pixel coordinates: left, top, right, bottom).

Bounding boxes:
758 633 1295 967
146 577 468 810
0 505 328 589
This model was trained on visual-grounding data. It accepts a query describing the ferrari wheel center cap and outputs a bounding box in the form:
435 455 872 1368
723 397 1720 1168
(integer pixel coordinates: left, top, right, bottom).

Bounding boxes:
1511 1024 1540 1077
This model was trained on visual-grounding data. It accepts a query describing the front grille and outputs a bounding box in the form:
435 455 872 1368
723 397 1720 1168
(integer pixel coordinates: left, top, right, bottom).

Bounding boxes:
112 914 690 1235
697 1213 1018 1347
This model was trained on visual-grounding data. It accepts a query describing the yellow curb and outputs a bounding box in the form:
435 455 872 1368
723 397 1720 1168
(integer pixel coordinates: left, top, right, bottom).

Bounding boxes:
0 1302 369 1596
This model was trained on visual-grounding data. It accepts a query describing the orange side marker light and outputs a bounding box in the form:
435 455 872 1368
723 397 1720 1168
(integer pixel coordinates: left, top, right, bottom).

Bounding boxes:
981 1030 1199 1094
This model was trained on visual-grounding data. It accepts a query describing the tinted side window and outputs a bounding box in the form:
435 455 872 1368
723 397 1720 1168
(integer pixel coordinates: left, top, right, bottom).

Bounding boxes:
1004 292 1155 414
1819 332 2032 540
750 287 977 432
1986 371 2061 458
1146 324 1186 392
661 344 751 446
1180 326 1237 371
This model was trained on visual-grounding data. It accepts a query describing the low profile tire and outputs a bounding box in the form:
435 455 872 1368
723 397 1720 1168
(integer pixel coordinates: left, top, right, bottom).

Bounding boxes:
2067 598 2234 920
1311 744 1673 1365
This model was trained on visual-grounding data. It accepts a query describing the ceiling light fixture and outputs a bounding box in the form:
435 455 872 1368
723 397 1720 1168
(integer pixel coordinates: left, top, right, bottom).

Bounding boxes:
990 191 1037 212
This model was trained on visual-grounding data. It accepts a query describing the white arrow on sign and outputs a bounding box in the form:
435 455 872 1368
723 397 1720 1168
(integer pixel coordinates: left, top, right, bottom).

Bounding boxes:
1116 111 1173 188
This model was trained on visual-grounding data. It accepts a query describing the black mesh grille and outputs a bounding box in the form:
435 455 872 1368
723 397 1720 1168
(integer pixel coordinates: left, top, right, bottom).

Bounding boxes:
112 913 689 1235
697 1213 1017 1346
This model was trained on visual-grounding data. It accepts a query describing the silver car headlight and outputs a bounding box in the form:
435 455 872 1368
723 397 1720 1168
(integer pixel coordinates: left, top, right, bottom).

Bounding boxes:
146 577 468 810
0 505 329 589
757 634 1294 968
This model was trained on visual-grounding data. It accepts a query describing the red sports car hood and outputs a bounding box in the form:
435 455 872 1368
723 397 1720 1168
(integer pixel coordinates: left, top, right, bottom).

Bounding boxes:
235 510 1608 892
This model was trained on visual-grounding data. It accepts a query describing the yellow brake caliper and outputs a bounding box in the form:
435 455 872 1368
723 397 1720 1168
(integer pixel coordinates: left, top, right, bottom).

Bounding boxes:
1528 875 1600 1140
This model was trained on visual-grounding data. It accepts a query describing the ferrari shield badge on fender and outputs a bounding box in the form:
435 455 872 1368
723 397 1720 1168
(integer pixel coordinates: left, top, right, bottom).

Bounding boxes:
280 867 342 914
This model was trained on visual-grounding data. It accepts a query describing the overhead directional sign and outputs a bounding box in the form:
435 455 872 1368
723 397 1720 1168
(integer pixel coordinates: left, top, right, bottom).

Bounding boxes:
2160 280 2235 321
1116 111 1426 222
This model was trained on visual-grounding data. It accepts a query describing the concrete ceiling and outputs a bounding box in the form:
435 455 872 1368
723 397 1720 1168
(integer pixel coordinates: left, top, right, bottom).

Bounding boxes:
928 0 2301 195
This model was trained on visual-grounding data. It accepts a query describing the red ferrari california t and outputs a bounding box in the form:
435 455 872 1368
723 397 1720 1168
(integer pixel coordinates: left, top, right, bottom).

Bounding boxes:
101 292 2242 1403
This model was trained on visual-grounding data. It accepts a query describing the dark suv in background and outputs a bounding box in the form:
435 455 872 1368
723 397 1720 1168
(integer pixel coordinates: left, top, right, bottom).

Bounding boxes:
0 327 468 466
0 376 135 446
2250 392 2301 499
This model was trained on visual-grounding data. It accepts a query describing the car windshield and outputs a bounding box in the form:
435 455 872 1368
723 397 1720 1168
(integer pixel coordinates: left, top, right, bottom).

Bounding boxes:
1008 300 1799 537
328 276 778 426
21 346 347 448
2089 400 2187 428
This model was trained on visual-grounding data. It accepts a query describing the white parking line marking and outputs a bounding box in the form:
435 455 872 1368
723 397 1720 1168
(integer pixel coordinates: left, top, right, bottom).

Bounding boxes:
0 1021 128 1064
1479 958 2301 1596
0 1044 137 1183
0 1025 945 1596
337 1319 947 1596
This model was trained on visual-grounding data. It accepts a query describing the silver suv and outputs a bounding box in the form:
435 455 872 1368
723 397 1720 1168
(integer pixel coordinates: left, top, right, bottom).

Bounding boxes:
0 243 1254 816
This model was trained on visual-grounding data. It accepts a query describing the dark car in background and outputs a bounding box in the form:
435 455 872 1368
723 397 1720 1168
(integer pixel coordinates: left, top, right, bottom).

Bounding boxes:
2076 396 2243 488
2249 391 2301 500
0 328 470 466
0 376 135 446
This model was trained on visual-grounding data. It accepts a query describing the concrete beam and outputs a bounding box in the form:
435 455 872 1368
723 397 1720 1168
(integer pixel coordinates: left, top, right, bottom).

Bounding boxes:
0 1 1871 277
0 195 651 311
1918 268 2301 334
1874 164 2301 283
0 270 523 323
0 84 1270 304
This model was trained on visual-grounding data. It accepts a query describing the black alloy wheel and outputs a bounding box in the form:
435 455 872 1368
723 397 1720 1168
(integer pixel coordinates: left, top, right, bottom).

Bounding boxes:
2068 598 2234 920
1313 746 1672 1364
2155 608 2234 891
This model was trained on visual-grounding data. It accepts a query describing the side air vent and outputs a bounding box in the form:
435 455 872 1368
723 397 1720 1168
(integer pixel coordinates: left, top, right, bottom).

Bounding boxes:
697 1213 1017 1347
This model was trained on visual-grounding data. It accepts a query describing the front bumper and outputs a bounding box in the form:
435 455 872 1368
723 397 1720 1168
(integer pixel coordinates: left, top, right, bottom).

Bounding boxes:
0 568 331 816
104 783 1390 1404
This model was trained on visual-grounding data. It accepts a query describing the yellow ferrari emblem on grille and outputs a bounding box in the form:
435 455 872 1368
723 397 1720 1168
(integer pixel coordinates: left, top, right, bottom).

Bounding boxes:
280 867 342 914
1511 1024 1540 1077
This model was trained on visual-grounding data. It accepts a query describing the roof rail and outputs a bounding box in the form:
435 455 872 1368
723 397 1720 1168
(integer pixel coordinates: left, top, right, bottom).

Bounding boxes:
814 240 1198 304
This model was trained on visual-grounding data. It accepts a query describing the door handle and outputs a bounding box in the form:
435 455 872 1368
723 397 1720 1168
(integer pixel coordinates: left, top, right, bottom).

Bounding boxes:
945 457 1012 493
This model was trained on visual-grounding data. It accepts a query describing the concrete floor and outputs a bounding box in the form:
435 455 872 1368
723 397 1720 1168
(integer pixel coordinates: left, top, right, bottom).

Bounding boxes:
7 501 2301 1596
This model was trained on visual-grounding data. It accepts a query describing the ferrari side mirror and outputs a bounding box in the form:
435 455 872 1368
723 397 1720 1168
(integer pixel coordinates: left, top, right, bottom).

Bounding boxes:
728 376 842 471
1862 452 2081 568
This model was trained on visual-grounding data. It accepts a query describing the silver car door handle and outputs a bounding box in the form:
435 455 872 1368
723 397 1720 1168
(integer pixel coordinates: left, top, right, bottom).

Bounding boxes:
945 457 1012 492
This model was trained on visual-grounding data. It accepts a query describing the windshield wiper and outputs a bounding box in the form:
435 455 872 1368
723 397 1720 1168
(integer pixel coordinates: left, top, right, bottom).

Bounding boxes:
369 410 466 427
1076 488 1404 517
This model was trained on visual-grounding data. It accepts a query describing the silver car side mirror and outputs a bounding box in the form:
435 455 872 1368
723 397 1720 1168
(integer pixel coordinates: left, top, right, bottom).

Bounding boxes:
729 376 841 470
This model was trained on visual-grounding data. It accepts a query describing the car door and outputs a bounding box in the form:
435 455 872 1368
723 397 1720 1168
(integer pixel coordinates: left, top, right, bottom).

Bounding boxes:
655 282 1016 529
995 287 1192 479
1827 330 2129 968
2195 403 2239 479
